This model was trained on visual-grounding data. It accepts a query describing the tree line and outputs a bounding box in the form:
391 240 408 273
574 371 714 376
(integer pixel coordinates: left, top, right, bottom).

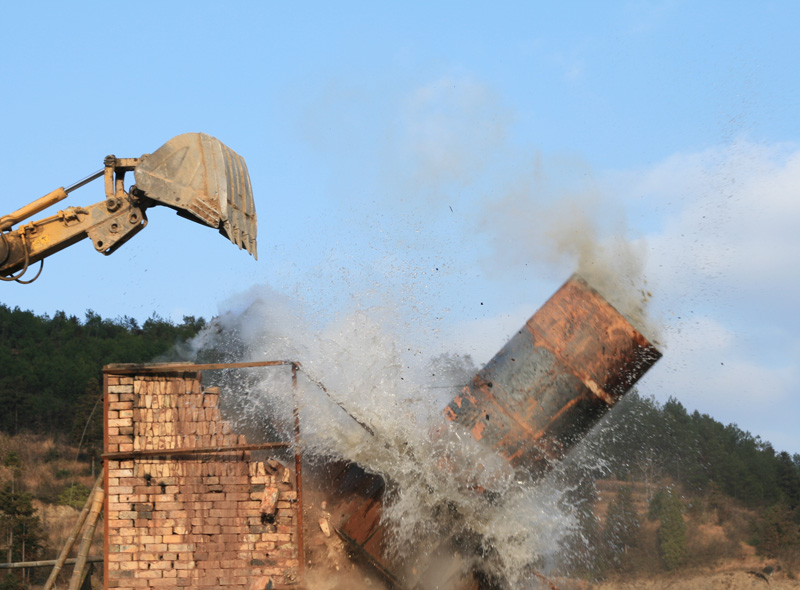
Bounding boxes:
2 304 798 507
593 392 800 512
2 304 799 578
556 391 800 576
0 304 205 444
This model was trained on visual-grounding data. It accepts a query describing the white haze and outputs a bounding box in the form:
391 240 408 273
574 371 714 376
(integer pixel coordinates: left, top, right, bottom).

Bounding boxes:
183 75 671 588
188 290 589 588
384 76 660 342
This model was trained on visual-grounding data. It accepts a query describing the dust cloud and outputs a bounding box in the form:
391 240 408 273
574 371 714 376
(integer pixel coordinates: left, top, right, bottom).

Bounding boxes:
476 163 658 342
186 75 661 588
387 76 660 343
188 290 587 589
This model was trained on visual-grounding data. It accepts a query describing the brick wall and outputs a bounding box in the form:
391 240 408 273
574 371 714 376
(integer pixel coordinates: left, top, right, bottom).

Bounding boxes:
104 370 299 589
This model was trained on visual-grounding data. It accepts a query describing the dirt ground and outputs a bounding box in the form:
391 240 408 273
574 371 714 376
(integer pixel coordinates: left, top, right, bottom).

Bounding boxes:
586 570 797 590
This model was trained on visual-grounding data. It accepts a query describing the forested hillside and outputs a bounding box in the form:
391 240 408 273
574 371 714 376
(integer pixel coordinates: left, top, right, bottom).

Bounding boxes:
592 393 800 510
2 304 798 509
558 392 800 577
0 304 204 445
1 305 799 582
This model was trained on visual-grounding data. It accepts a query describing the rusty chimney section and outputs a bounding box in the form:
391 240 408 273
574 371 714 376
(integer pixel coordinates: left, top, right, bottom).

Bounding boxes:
444 273 661 477
327 274 662 588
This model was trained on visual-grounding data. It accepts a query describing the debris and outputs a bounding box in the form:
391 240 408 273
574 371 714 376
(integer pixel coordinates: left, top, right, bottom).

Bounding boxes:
319 518 332 537
260 486 279 517
249 576 273 590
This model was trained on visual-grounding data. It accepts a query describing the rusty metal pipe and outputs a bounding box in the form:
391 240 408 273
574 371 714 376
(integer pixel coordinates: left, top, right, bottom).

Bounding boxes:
292 362 305 583
444 274 661 477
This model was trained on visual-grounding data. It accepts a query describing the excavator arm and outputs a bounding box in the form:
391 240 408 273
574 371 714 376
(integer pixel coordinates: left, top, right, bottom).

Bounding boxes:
0 133 257 283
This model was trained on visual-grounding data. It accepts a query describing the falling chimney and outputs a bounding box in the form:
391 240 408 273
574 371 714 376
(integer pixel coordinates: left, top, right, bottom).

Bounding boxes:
444 273 661 478
327 274 662 587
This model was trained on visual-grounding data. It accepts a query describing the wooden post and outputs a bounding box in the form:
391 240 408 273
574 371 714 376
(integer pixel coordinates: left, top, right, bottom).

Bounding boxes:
67 483 104 590
0 556 103 569
43 476 102 590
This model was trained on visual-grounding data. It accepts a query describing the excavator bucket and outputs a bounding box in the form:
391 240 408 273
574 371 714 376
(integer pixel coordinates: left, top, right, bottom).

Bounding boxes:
134 132 257 258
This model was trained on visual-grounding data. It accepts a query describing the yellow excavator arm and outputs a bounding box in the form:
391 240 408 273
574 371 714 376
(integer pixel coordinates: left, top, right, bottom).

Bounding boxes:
0 133 257 283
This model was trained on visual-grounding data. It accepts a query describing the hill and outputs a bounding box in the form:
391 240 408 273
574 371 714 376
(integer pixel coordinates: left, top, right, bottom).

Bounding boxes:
0 304 204 446
0 306 799 587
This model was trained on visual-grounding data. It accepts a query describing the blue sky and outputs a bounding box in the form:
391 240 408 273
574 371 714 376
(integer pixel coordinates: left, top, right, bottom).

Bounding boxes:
2 1 799 453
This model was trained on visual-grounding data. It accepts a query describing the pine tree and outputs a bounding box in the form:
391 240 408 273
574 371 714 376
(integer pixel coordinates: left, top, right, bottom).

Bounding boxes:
0 483 46 566
776 452 800 509
651 488 686 571
602 486 641 571
758 501 799 558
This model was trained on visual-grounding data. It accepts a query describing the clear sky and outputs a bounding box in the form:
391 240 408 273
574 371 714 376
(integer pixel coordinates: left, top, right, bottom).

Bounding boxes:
1 1 799 453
